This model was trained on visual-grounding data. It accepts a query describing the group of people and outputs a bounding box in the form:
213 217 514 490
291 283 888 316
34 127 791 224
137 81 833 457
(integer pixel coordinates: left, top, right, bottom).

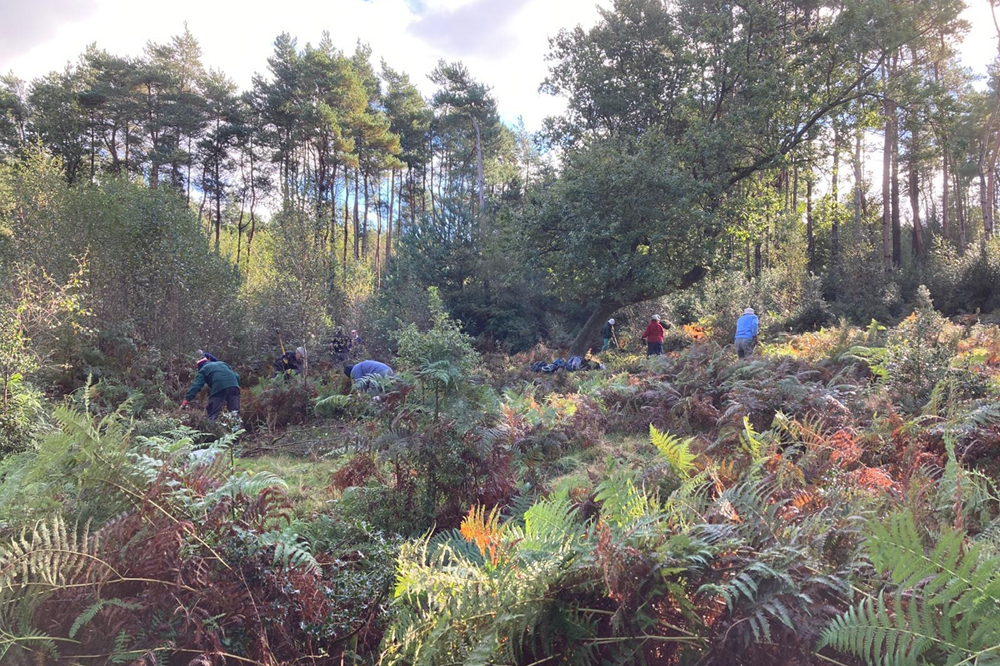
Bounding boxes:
600 307 760 358
331 326 363 365
184 309 762 421
183 328 394 421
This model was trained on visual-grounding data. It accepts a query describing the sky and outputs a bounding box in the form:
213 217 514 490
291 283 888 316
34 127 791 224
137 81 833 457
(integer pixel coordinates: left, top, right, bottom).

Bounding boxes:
0 0 996 132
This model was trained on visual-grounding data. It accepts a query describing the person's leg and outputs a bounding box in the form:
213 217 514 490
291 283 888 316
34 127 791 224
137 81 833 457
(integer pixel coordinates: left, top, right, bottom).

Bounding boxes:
736 339 747 359
652 342 663 356
646 342 654 357
206 393 224 420
225 387 241 415
601 338 610 352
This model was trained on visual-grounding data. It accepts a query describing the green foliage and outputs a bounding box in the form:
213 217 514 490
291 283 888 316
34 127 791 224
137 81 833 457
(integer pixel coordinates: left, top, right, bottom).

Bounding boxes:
396 287 480 417
820 511 1000 666
650 424 696 477
852 289 955 413
1 148 243 375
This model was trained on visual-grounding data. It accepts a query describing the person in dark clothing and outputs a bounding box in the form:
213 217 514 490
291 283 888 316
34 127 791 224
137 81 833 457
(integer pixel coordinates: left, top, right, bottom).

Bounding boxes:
331 327 351 364
600 318 617 352
641 314 667 357
274 346 306 376
350 329 363 350
182 356 241 420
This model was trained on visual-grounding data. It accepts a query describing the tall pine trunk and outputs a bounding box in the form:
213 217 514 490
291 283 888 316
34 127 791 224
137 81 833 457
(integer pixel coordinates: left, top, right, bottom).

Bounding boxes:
831 125 840 259
386 168 395 267
881 64 894 270
854 125 864 241
891 107 902 267
362 171 370 259
343 164 351 269
909 122 924 257
807 174 815 272
353 167 361 260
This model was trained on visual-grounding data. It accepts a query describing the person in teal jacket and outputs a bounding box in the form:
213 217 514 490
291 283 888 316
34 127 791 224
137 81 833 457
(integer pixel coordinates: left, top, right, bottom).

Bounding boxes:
181 355 241 420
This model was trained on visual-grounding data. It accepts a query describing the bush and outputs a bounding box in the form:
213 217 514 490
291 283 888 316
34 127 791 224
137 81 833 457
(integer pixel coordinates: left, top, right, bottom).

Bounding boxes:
395 287 481 418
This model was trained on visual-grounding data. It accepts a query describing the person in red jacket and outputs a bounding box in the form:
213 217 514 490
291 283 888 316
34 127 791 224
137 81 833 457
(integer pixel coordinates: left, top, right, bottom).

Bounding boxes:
641 314 667 356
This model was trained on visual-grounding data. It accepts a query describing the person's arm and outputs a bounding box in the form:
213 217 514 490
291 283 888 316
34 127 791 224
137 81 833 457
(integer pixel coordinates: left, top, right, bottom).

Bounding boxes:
184 370 207 403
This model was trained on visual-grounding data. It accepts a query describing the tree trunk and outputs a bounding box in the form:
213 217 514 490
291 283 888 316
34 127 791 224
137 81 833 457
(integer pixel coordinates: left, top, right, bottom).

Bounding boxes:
955 169 967 251
344 164 351 268
979 167 992 239
882 75 893 270
891 109 902 267
568 266 709 357
375 175 383 277
942 138 950 240
429 147 436 223
831 125 840 259
362 171 370 259
386 167 395 267
909 123 923 257
807 174 815 272
569 299 622 357
472 116 486 215
408 165 416 231
854 124 864 241
353 167 361 260
247 139 257 263
215 158 222 253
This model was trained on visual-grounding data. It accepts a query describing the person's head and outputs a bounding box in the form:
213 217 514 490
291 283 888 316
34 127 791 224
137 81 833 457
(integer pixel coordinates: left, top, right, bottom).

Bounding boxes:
744 307 755 316
343 364 354 377
652 314 661 322
608 318 615 325
351 329 358 336
295 346 306 360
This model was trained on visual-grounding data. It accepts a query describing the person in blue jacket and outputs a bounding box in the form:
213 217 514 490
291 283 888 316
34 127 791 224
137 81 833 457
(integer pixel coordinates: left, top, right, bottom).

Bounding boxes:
345 360 394 382
734 307 760 359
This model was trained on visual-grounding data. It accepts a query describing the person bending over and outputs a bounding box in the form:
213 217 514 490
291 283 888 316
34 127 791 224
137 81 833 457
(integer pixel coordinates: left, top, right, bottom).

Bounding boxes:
344 360 393 382
182 355 241 420
735 307 760 359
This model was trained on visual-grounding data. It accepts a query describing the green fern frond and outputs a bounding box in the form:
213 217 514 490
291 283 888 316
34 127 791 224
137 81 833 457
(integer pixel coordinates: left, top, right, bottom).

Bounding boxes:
69 598 140 638
820 511 1000 665
650 425 696 477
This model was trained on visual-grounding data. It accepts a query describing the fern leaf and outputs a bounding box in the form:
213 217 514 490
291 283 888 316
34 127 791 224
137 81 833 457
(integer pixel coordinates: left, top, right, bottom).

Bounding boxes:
650 425 696 477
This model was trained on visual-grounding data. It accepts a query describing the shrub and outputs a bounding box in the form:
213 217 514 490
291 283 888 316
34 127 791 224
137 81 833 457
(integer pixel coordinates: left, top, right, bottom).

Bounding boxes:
395 287 480 418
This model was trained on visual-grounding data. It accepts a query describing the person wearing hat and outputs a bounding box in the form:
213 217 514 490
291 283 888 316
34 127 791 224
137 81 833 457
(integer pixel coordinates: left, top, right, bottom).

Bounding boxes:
641 314 667 357
331 326 351 365
735 307 760 359
274 346 307 377
181 355 241 420
600 318 618 352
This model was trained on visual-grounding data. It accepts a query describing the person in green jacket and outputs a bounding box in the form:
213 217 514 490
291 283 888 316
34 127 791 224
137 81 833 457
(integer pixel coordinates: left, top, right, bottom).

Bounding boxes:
600 318 617 352
181 355 241 420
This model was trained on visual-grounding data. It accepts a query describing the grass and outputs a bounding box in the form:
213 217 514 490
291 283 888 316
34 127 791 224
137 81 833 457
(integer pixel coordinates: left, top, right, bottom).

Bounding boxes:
547 432 654 497
237 453 348 518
